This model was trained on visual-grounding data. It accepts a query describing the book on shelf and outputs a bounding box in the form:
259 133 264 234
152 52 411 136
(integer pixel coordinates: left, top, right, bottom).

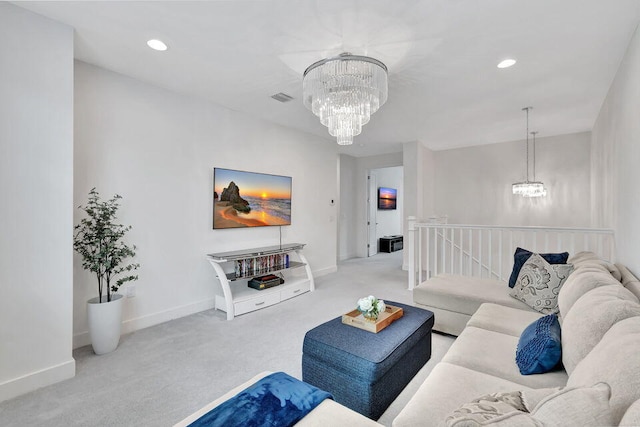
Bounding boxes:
248 274 284 290
234 253 291 278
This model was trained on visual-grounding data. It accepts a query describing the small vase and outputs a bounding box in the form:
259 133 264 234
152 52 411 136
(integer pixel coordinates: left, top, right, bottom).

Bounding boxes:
363 312 378 322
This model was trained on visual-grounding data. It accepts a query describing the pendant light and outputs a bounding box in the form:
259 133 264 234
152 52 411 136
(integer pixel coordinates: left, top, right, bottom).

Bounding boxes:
512 107 547 198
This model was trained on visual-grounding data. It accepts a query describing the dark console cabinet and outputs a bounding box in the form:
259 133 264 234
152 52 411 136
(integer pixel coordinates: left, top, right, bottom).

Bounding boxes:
379 235 403 253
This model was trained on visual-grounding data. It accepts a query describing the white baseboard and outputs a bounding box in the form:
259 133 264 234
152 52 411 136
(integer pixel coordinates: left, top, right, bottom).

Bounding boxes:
338 253 358 261
313 265 337 277
74 267 336 350
73 297 215 349
0 358 75 403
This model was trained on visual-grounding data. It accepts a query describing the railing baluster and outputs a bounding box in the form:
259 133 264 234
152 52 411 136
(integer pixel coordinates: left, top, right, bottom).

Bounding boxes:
479 229 483 278
499 229 503 280
441 227 445 274
544 232 549 253
426 227 430 279
488 229 493 279
434 228 438 277
450 228 455 274
469 229 473 275
597 234 603 260
418 228 423 284
407 217 415 290
509 230 513 277
459 228 464 275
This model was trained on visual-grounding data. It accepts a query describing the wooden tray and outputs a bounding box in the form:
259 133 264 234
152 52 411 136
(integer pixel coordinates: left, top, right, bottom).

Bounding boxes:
341 304 404 333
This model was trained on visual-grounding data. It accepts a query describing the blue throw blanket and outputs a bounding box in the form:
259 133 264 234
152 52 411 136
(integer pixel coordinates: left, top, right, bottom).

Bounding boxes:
188 372 333 427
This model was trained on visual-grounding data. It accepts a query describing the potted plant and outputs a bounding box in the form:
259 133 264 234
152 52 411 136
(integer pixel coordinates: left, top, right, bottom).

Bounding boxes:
73 188 139 355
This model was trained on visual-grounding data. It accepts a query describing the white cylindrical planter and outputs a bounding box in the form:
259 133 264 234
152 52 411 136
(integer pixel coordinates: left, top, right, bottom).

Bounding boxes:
87 294 123 355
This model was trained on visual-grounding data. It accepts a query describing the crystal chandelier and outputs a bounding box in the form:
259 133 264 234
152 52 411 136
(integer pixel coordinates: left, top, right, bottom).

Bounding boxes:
303 53 388 145
512 107 547 198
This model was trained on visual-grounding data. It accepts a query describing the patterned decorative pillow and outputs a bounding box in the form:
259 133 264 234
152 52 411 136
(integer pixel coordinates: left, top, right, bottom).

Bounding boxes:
510 254 574 314
445 383 613 427
508 247 570 288
444 391 530 426
516 314 562 375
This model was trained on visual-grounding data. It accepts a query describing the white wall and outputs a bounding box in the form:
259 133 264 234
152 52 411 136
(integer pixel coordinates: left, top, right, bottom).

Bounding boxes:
338 154 358 260
592 24 640 274
73 62 338 346
0 4 75 401
434 132 592 227
403 141 435 269
421 143 437 220
371 166 403 240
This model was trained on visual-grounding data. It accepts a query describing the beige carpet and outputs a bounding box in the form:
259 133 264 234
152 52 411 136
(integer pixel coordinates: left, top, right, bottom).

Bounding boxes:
0 251 454 426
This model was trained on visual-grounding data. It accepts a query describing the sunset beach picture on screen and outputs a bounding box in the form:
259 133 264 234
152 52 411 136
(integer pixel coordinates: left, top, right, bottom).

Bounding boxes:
378 187 397 210
213 168 292 229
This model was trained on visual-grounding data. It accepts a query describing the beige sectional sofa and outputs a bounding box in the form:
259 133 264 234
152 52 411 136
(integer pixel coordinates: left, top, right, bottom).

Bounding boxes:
178 252 640 426
394 252 640 426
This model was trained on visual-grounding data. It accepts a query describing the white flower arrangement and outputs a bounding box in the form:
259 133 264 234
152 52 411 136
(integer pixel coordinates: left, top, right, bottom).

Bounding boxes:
357 295 386 320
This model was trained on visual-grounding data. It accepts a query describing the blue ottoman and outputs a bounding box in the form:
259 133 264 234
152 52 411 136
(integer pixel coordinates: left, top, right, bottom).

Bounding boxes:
302 301 434 420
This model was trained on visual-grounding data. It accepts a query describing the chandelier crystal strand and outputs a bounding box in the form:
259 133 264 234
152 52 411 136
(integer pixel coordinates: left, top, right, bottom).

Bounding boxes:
303 53 388 145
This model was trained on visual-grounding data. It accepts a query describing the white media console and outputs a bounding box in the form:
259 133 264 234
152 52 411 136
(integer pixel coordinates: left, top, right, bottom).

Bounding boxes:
207 243 314 320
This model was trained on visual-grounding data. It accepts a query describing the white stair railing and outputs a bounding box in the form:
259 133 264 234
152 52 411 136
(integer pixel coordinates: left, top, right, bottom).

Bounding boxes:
406 217 615 290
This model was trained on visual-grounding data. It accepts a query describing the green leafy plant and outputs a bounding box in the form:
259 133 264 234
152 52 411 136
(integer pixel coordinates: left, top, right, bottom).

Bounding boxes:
73 188 140 303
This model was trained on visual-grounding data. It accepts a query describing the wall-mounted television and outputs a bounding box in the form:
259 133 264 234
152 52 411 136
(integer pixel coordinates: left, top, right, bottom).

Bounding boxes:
378 187 397 210
213 168 292 229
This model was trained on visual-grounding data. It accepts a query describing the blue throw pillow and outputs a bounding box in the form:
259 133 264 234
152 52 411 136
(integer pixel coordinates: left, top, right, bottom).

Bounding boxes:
516 314 562 375
508 247 569 288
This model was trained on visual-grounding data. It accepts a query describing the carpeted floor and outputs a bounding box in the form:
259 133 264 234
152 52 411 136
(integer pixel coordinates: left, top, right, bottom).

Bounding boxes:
0 251 454 426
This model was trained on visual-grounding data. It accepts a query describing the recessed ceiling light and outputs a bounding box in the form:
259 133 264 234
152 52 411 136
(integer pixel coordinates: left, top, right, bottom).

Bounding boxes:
497 58 516 69
147 39 168 51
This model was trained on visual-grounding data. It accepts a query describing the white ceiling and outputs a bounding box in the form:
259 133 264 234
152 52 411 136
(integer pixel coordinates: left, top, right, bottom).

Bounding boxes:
15 0 640 157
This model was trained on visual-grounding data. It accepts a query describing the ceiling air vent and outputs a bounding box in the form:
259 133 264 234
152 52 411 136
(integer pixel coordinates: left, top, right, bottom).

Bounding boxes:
271 92 294 103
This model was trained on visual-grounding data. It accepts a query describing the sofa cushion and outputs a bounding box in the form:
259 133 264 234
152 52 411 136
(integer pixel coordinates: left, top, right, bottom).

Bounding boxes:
413 274 535 317
509 254 574 314
618 263 640 300
567 316 640 424
391 362 533 427
561 285 640 375
443 383 613 427
569 251 622 281
620 399 640 427
442 326 568 389
557 267 620 317
531 382 614 426
516 314 562 375
466 304 543 337
508 247 569 288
